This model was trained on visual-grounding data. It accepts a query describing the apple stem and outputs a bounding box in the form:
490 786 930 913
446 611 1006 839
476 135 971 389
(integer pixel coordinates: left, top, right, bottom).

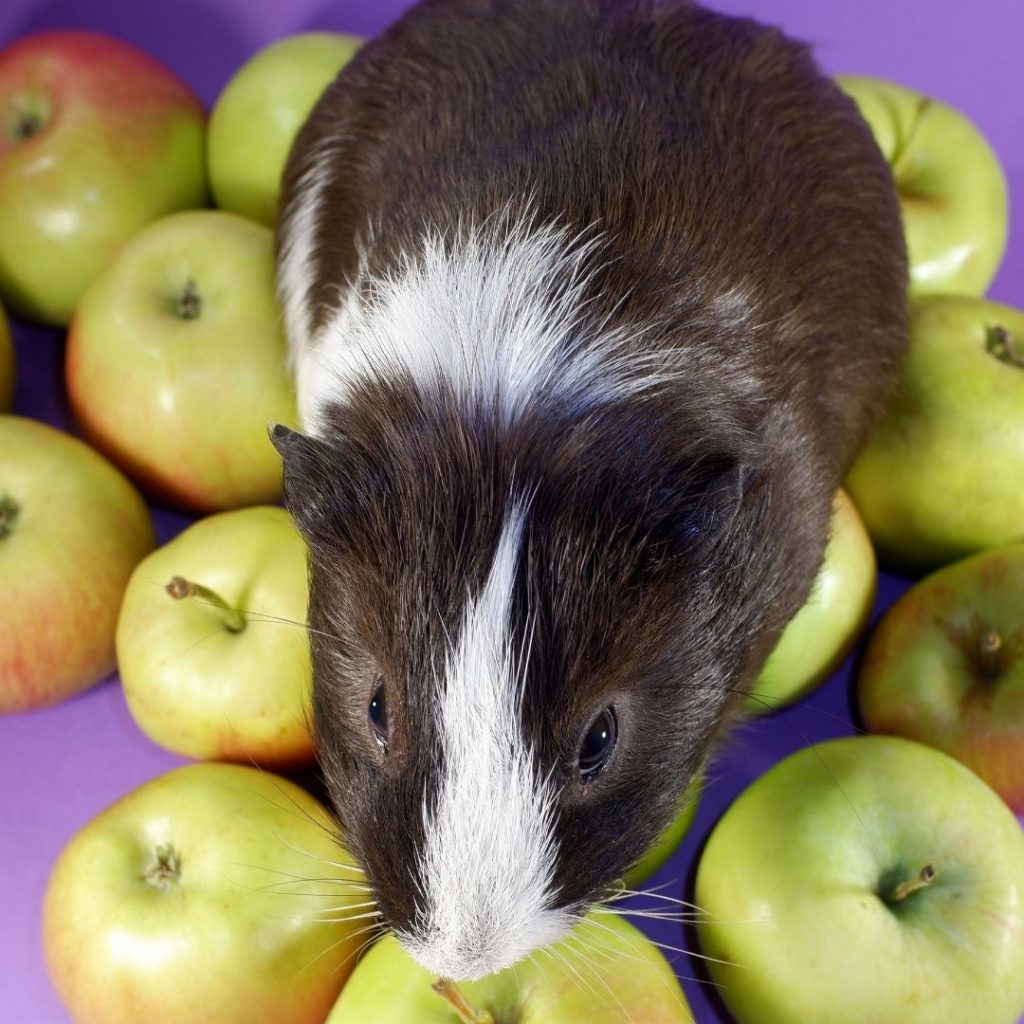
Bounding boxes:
13 111 42 140
0 496 18 540
978 629 1003 677
431 979 496 1024
985 325 1024 368
176 278 202 320
887 863 936 903
165 576 246 633
144 843 181 891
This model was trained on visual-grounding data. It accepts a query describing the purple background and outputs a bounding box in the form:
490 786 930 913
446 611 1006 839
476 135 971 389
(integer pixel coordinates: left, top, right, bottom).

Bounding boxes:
1 1 1022 1021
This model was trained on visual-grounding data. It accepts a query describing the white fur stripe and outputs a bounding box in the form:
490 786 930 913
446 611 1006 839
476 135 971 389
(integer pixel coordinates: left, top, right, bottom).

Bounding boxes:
294 211 680 433
401 500 573 980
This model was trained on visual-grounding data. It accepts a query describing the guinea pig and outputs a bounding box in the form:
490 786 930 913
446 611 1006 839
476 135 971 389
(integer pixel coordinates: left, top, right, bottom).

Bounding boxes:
271 0 907 983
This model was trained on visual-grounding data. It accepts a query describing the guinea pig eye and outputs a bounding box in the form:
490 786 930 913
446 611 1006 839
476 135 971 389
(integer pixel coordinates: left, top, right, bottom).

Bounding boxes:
368 681 388 751
577 707 618 781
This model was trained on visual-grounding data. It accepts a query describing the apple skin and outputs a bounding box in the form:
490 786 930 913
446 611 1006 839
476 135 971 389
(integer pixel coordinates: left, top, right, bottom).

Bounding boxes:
0 31 207 325
745 488 875 714
327 912 693 1023
117 505 314 766
208 32 362 225
43 762 368 1024
66 209 298 513
858 544 1024 814
845 295 1024 569
836 75 1007 298
695 735 1024 1024
0 300 13 410
0 415 154 713
622 771 701 888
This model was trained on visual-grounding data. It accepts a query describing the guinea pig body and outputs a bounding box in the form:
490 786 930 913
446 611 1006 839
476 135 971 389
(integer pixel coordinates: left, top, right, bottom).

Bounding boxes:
274 0 907 981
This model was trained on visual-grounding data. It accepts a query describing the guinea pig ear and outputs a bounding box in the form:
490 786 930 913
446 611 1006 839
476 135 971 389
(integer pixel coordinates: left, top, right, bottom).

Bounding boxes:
269 423 353 555
680 458 769 551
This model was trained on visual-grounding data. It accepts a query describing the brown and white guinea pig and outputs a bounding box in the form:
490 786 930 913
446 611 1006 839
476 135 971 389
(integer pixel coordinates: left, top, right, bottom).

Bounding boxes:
271 0 907 983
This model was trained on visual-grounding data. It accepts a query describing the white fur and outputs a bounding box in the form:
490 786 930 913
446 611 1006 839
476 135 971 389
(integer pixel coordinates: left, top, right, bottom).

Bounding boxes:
400 500 575 980
289 210 684 434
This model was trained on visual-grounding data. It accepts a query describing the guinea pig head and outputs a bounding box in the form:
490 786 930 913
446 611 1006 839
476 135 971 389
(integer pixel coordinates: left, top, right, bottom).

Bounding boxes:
272 396 771 981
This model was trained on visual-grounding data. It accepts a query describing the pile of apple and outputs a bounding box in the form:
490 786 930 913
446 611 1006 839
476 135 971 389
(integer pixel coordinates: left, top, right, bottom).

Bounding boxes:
2 25 1023 1024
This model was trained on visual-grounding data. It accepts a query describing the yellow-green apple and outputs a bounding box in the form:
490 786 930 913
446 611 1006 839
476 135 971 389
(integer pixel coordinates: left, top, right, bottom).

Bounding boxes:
0 31 207 325
66 210 297 512
846 295 1024 568
836 75 1007 298
208 32 361 225
622 771 702 888
116 505 313 766
858 544 1024 813
326 912 693 1023
0 300 13 410
745 488 876 714
695 735 1024 1024
43 762 369 1024
0 415 154 713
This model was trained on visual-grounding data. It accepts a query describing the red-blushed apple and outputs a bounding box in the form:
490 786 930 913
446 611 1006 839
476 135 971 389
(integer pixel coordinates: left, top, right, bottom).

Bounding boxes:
208 32 362 225
846 295 1024 568
116 505 314 766
43 762 372 1024
0 415 154 713
836 75 1008 298
858 544 1024 813
0 300 13 410
695 735 1024 1024
66 209 298 512
0 31 207 325
326 911 693 1023
745 488 876 714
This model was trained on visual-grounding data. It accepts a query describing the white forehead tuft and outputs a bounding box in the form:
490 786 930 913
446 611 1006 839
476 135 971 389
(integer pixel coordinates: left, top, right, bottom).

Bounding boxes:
400 499 574 980
291 207 680 434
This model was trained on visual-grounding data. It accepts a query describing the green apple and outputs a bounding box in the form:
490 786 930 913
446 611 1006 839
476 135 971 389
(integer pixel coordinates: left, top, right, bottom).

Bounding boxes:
44 762 370 1024
695 735 1024 1024
116 506 313 765
208 32 361 225
846 295 1024 568
858 544 1024 814
745 488 876 714
0 31 207 325
0 415 154 713
622 771 702 888
66 209 297 513
836 75 1008 297
327 912 693 1023
0 300 13 410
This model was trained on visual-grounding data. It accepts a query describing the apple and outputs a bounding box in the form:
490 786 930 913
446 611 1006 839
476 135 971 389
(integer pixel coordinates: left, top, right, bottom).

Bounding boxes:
0 415 154 713
695 735 1024 1024
858 544 1024 814
836 75 1008 298
845 295 1024 568
0 300 13 410
622 771 702 888
66 209 298 512
0 31 207 325
44 762 370 1024
327 911 693 1023
745 488 876 714
208 32 362 225
116 505 314 766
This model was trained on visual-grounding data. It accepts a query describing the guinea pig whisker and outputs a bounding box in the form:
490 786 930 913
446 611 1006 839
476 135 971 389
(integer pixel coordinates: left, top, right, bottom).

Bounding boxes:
560 933 634 1022
309 909 384 926
296 920 383 981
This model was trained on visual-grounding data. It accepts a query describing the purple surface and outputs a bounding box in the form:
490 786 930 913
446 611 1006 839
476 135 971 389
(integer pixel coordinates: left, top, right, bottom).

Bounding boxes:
1 1 1022 1021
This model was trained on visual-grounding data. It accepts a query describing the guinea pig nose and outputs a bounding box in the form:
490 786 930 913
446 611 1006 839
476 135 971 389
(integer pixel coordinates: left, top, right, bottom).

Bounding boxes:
577 707 618 780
